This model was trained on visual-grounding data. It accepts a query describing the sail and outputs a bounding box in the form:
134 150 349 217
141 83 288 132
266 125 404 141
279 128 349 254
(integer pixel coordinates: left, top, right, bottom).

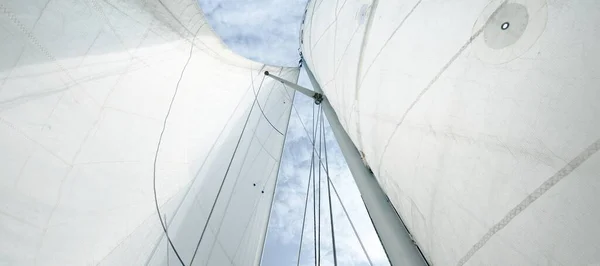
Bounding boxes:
303 0 600 265
0 0 298 265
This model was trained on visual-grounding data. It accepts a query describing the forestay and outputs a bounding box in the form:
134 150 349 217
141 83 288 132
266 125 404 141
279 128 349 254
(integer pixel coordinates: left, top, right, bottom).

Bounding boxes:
0 0 298 265
303 0 600 265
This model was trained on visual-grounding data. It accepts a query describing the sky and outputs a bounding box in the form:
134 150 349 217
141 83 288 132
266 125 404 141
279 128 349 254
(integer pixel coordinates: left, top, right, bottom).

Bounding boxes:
198 0 389 265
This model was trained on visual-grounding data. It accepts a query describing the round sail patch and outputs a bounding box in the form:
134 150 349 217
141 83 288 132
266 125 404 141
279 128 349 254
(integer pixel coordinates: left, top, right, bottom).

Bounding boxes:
472 0 548 64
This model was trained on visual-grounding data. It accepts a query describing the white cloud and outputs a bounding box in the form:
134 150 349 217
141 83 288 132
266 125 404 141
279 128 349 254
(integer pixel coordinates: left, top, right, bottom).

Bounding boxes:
199 0 307 66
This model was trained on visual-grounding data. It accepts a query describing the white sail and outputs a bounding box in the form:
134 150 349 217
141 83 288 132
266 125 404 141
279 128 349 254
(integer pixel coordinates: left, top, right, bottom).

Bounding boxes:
303 0 600 265
0 0 298 265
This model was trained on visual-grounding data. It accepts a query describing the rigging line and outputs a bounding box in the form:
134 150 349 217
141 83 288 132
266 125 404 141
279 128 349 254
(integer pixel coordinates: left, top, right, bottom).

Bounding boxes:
188 73 267 266
297 158 315 266
317 104 323 266
279 84 370 265
298 104 372 266
327 176 374 266
251 72 284 135
282 90 372 266
152 23 202 266
311 103 319 266
279 77 372 264
321 110 338 266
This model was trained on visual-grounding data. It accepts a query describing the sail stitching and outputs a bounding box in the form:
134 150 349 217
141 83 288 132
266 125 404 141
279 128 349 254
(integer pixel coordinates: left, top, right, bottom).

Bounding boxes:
456 138 600 265
375 18 488 175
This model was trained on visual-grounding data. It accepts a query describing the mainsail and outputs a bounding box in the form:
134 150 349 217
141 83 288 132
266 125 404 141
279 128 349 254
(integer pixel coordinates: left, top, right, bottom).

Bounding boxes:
0 0 298 265
302 0 600 265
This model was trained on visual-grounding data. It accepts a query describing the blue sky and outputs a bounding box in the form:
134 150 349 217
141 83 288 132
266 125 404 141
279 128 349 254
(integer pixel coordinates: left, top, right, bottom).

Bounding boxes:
199 1 389 265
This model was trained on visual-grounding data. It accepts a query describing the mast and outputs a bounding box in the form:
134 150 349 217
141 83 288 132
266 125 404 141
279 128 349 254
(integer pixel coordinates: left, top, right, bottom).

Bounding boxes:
265 68 427 266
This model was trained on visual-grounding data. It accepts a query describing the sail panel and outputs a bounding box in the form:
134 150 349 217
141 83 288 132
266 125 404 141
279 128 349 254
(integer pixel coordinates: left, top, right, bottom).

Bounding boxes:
0 0 298 265
303 0 600 265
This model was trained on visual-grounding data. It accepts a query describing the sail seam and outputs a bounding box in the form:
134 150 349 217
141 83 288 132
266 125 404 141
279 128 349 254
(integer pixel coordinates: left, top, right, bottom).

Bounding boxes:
457 138 600 265
350 0 379 150
353 0 424 153
376 21 487 175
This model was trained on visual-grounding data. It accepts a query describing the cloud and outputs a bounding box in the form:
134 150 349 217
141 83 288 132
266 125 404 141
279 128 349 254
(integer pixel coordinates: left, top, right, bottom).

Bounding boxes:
199 0 307 67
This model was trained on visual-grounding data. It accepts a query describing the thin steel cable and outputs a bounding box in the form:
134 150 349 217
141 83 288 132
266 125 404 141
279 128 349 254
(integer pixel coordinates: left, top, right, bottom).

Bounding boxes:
281 80 373 266
321 110 338 266
317 105 323 266
327 176 374 266
188 72 268 266
311 103 318 266
297 158 315 266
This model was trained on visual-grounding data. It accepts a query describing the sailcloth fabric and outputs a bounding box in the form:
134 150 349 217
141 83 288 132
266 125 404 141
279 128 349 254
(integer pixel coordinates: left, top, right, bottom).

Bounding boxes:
0 0 298 265
303 0 600 265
